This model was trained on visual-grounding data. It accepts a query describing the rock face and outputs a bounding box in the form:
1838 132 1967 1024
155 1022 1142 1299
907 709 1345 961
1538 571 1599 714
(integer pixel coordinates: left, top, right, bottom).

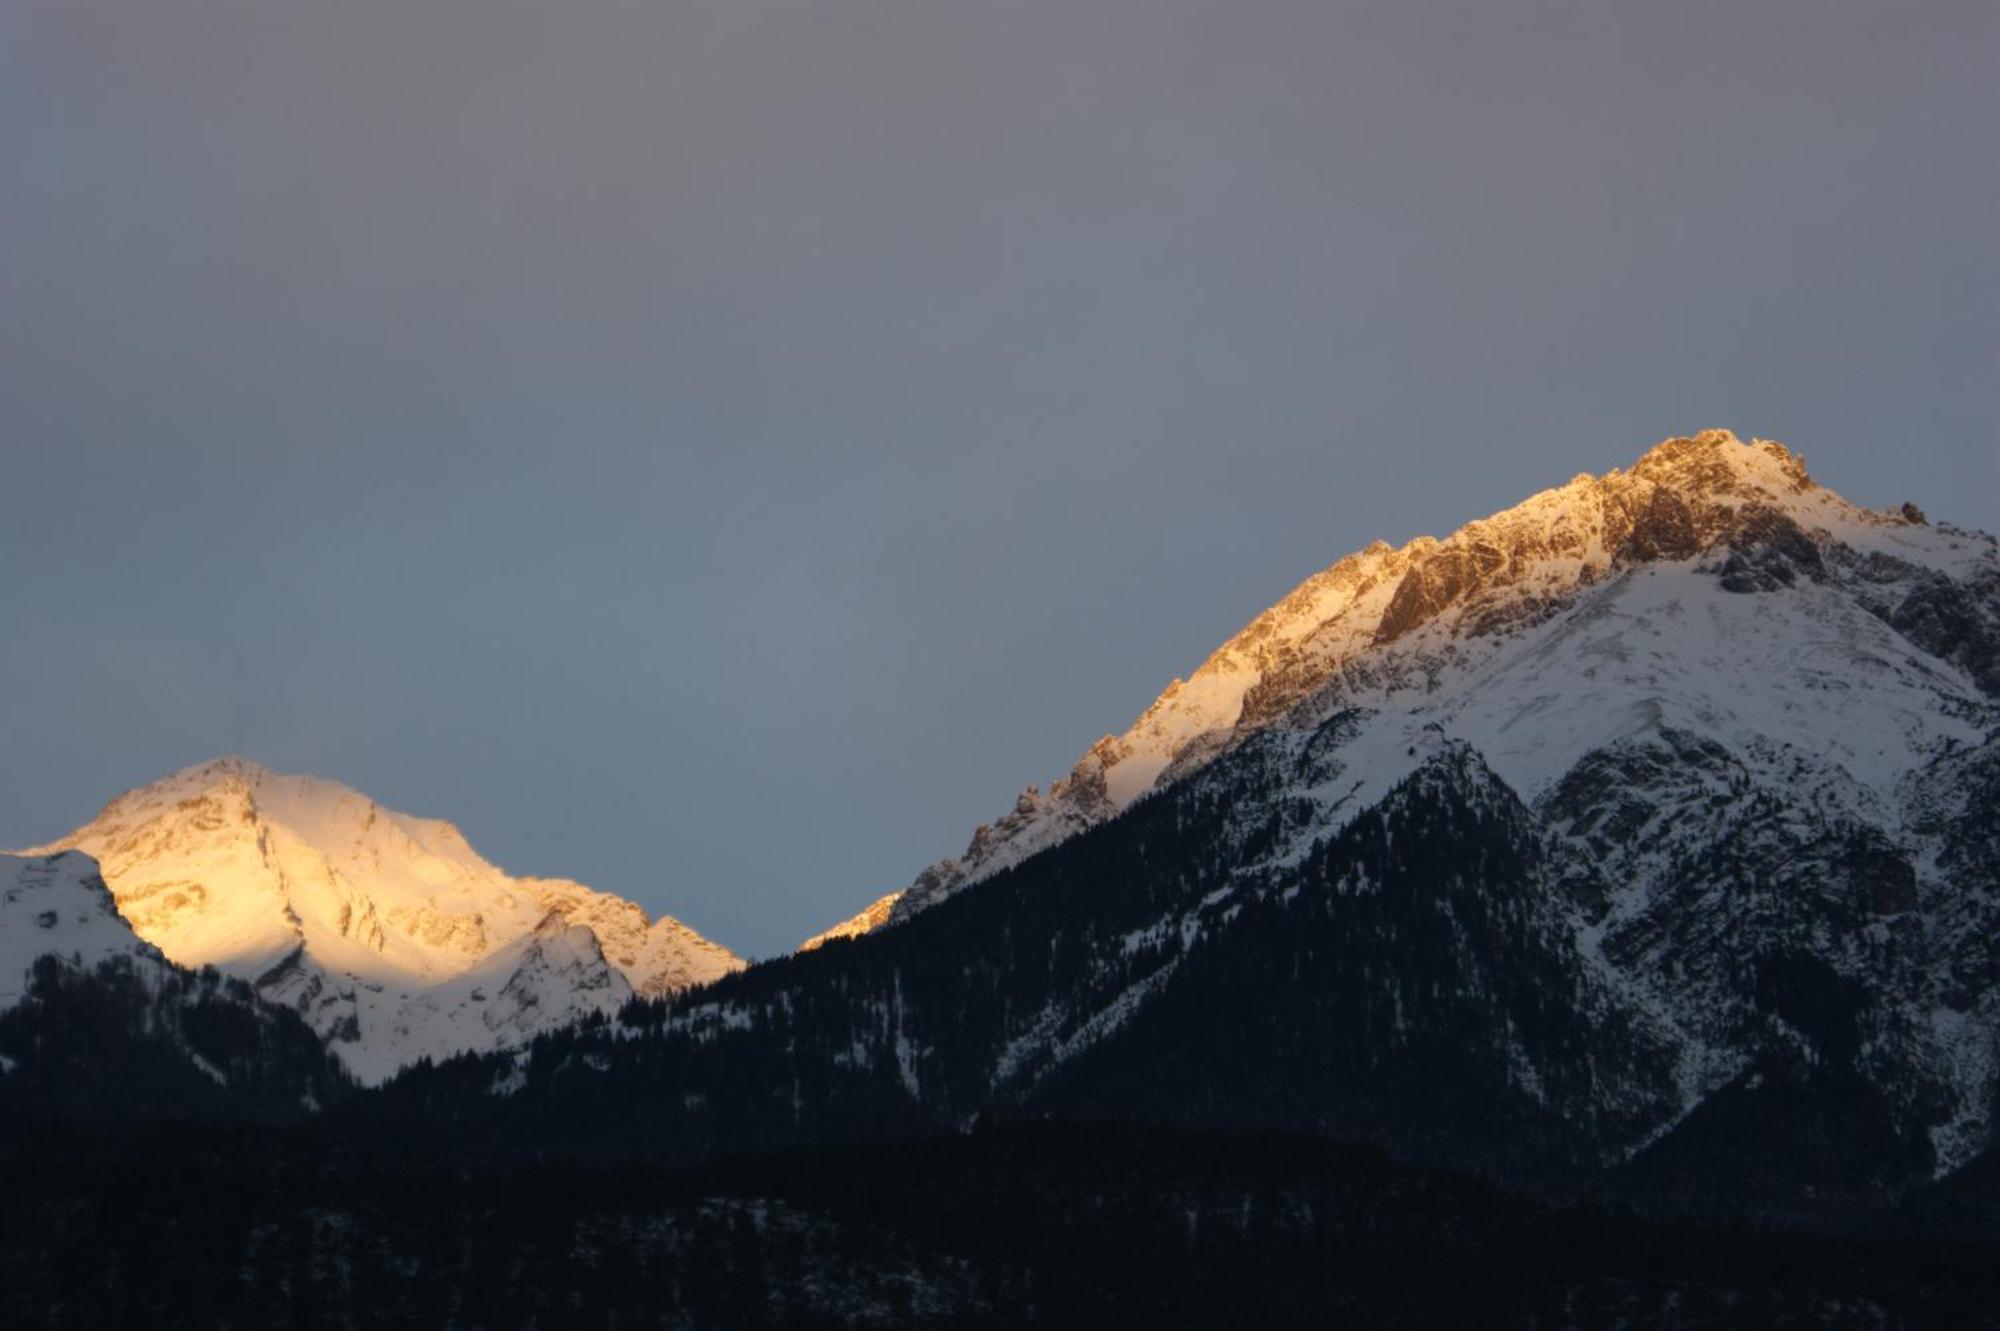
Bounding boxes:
23 759 743 1083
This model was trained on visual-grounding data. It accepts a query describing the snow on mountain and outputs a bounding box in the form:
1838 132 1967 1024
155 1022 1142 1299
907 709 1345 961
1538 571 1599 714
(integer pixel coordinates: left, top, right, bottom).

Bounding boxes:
0 851 166 1009
798 891 901 953
22 759 744 1083
743 428 2000 1186
0 848 352 1111
824 430 1998 937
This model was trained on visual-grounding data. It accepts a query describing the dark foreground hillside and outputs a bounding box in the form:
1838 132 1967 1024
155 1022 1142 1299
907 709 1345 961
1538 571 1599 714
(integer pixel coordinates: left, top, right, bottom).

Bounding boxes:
5 1120 1997 1330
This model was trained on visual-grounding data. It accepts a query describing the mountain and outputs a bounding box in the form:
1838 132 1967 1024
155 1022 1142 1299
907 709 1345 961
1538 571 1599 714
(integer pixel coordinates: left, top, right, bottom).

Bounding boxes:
0 850 165 1009
0 850 349 1119
10 429 1997 1324
22 758 743 1083
798 890 901 952
830 429 1997 938
12 428 1997 1225
394 429 1998 1214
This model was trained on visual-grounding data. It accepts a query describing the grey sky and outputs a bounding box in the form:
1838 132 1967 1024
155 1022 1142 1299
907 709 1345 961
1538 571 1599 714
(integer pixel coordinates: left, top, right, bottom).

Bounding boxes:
3 1 1994 957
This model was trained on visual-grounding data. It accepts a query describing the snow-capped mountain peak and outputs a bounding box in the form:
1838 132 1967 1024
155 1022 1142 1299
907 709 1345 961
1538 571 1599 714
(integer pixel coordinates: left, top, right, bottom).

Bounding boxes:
822 430 1997 935
22 757 744 1082
758 428 2000 1189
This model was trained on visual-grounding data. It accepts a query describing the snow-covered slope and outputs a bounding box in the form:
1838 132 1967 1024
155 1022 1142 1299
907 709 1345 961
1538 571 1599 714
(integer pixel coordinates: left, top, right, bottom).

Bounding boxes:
823 430 1997 935
0 848 352 1113
22 759 744 1083
0 851 166 1009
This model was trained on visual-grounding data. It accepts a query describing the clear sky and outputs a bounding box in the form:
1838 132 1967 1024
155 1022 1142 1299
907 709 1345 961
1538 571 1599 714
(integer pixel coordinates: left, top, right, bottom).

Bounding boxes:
3 1 1995 957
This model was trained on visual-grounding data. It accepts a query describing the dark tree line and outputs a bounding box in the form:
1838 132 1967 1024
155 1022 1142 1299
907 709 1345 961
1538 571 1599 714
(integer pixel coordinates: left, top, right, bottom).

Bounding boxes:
6 1119 1999 1329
